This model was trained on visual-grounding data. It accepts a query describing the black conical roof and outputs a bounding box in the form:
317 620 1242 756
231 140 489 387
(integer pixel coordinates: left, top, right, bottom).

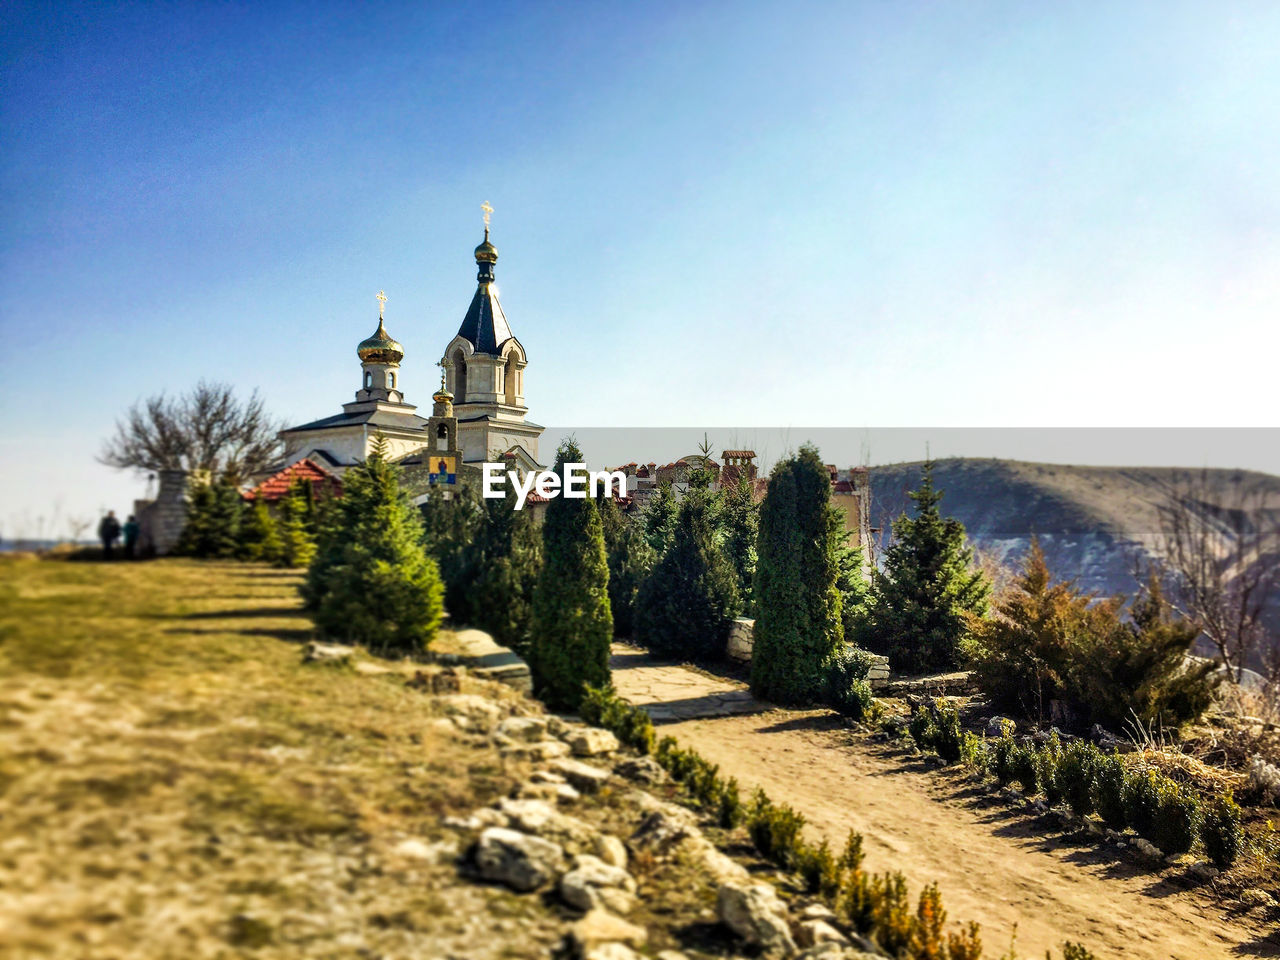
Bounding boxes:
455 230 514 355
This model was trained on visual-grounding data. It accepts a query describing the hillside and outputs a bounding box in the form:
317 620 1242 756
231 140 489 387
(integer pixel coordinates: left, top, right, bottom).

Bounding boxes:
867 459 1280 663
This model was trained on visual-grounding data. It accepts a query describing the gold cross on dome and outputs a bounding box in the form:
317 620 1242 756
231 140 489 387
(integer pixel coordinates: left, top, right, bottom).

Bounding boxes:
376 290 387 318
481 201 493 229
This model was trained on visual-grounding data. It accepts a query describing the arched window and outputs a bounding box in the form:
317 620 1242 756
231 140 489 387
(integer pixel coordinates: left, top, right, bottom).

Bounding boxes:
504 355 517 405
388 371 396 389
452 351 468 403
436 422 448 450
364 371 372 389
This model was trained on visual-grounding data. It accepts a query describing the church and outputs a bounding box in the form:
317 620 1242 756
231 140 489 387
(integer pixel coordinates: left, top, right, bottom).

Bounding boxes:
277 212 545 488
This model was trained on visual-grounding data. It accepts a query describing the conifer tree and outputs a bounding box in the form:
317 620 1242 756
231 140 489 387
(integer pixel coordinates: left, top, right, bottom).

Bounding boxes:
642 481 679 555
830 506 869 643
721 473 759 612
751 444 844 704
175 478 243 559
472 478 543 657
634 485 740 660
238 497 283 563
1075 571 1219 729
303 436 444 653
598 497 656 639
857 460 989 673
419 476 485 623
530 439 613 711
276 479 317 568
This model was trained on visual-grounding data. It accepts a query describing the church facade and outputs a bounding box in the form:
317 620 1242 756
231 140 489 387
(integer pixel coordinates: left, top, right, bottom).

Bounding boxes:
278 223 544 478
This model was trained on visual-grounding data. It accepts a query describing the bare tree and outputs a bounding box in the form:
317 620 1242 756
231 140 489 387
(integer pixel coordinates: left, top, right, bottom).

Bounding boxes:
99 380 282 483
1156 467 1280 682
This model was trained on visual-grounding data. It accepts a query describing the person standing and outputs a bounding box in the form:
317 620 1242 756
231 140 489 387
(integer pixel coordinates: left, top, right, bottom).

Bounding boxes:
99 511 121 560
122 515 140 559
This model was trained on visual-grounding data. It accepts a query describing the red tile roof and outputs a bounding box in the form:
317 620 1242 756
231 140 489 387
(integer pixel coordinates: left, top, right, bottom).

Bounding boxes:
722 449 756 458
244 457 343 502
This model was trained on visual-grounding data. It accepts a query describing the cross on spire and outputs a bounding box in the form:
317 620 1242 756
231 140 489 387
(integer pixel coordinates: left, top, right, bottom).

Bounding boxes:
481 200 493 234
376 289 387 319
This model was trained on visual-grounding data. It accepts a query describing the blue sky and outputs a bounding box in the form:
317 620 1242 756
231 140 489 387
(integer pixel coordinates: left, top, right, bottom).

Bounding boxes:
2 1 1279 534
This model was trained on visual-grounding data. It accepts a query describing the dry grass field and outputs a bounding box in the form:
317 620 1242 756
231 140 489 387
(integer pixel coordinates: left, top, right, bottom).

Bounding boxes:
0 556 540 958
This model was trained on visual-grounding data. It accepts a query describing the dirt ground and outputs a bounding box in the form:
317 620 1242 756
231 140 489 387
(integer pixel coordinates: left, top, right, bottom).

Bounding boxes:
611 646 1278 960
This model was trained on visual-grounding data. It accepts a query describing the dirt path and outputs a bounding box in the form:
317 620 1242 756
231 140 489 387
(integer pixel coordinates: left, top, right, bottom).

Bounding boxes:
610 646 1274 960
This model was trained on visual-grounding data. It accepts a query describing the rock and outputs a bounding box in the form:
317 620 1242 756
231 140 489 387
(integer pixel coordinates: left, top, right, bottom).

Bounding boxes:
551 757 612 793
1240 887 1278 909
498 715 550 743
436 694 505 731
570 727 621 757
473 826 565 892
559 854 638 913
595 834 628 868
795 946 881 960
800 902 839 921
1188 861 1221 881
795 918 849 948
496 797 595 851
391 837 455 863
614 756 665 784
569 909 648 949
303 641 355 663
656 952 690 960
716 881 797 955
1132 838 1163 860
631 809 694 856
442 807 509 831
985 716 1015 738
503 739 572 761
581 945 639 960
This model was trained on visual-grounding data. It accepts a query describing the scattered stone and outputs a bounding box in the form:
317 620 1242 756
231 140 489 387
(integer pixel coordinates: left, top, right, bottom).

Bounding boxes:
581 945 639 960
985 716 1015 738
498 715 549 743
631 809 694 856
1240 888 1278 909
1188 861 1220 881
551 758 613 793
800 902 839 922
570 727 621 757
795 918 849 948
716 881 796 955
503 739 573 761
531 770 568 785
473 826 565 892
1132 838 1163 860
436 694 506 731
614 756 665 784
656 952 689 960
569 909 648 949
496 797 595 851
442 807 508 832
595 834 628 869
391 837 455 863
302 641 354 664
559 854 638 913
795 946 881 960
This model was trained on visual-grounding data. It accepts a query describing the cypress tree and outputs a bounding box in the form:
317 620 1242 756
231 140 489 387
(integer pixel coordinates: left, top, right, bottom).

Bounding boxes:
303 437 444 653
238 498 283 563
857 460 989 674
751 444 844 704
420 476 485 624
530 439 613 711
598 497 656 639
634 486 740 660
642 481 679 555
473 479 543 658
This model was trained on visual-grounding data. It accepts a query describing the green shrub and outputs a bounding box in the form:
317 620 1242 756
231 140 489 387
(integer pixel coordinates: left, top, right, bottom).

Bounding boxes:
1011 743 1039 795
869 871 913 955
1094 752 1129 830
824 648 877 719
1150 777 1200 855
717 777 745 828
797 839 840 898
1124 768 1161 838
747 792 807 868
1061 944 1098 960
992 735 1017 787
909 706 937 747
1200 792 1243 869
839 867 875 934
1059 740 1100 817
840 829 865 873
932 702 964 765
1037 733 1065 806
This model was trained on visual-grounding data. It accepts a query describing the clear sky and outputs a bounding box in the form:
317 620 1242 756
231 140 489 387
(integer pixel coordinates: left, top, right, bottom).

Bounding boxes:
2 1 1278 536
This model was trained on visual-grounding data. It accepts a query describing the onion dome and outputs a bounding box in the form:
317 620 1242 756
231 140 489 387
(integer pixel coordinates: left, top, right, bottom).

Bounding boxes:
474 227 498 264
357 319 404 364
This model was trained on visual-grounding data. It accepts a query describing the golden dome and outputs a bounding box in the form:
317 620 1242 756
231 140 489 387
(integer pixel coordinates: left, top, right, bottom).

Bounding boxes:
474 229 498 264
357 319 404 364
